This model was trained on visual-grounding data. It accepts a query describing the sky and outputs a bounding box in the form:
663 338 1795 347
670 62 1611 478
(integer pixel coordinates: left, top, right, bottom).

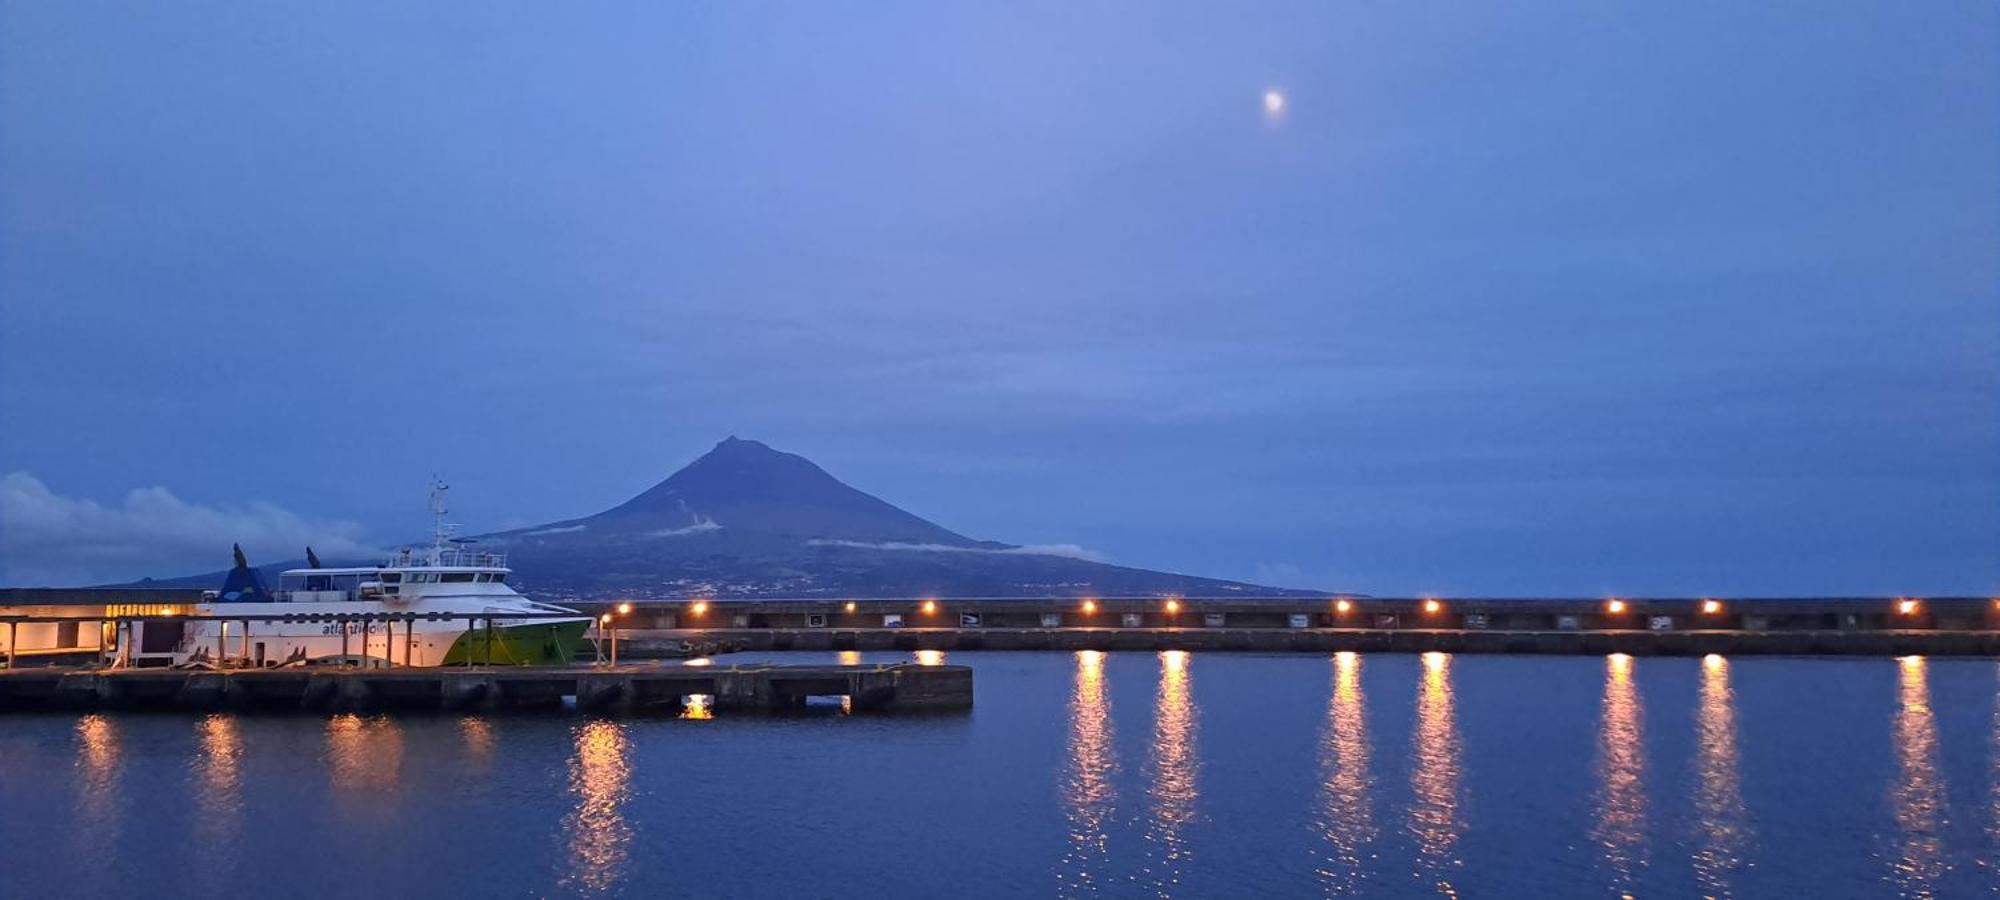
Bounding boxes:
3 2 1996 594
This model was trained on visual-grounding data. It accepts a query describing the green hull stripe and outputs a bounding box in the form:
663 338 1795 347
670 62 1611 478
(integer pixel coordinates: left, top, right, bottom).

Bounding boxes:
439 620 591 666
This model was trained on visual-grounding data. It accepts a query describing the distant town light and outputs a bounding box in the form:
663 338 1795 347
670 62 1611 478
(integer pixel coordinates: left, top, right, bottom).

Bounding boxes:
1605 599 1627 615
1701 599 1723 615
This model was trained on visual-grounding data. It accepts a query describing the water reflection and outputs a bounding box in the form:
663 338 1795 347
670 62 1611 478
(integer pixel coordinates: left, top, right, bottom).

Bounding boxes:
460 716 496 770
1692 655 1749 899
1594 654 1647 896
1142 650 1199 896
681 694 716 720
837 650 863 666
564 720 633 892
326 714 404 818
1890 656 1948 897
73 713 122 872
195 715 244 832
1991 662 2000 881
915 649 946 666
1059 650 1117 896
1317 651 1375 893
1409 652 1462 898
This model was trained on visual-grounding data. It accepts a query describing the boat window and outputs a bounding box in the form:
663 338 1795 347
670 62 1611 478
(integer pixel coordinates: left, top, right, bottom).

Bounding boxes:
442 573 476 583
492 573 507 584
475 573 492 583
381 572 402 583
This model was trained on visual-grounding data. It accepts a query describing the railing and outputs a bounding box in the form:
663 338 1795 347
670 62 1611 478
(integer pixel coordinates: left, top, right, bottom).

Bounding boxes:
431 548 508 568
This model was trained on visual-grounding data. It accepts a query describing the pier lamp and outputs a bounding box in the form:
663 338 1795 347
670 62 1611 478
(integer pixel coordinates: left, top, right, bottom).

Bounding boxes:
1605 599 1627 615
1164 598 1181 615
600 613 618 666
1081 599 1098 615
689 600 709 616
1422 598 1443 616
844 601 858 614
616 602 633 616
922 599 938 615
1334 598 1353 615
1701 599 1723 616
1897 598 1920 616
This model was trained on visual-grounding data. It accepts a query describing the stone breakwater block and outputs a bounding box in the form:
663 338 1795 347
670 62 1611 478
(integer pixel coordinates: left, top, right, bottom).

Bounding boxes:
441 676 494 711
175 672 228 708
52 672 104 707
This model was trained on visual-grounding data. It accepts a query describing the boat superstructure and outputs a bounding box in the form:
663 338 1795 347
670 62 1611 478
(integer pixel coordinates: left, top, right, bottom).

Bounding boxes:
129 481 591 668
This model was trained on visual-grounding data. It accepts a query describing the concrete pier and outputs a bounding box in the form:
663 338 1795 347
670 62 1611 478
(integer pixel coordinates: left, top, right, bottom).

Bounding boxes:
615 626 2000 658
581 595 2000 658
0 664 972 715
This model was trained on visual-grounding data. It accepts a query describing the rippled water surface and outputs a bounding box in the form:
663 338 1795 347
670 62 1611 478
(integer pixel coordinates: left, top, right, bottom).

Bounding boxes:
4 651 1999 897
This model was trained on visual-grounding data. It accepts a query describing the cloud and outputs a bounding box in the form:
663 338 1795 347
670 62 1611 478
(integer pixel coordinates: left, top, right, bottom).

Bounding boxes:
1253 561 1309 588
806 539 1105 562
0 472 381 586
651 519 722 538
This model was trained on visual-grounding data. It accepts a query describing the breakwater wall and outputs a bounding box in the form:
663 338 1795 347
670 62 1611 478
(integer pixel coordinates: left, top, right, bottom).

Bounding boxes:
0 664 972 715
581 596 2000 658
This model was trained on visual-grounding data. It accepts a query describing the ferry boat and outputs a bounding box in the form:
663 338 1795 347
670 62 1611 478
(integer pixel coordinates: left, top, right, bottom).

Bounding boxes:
135 481 592 668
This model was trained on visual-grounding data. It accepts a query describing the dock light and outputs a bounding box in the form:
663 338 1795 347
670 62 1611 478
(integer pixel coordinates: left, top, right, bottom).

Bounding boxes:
844 601 858 613
690 600 709 616
1164 598 1181 615
616 602 632 616
1701 599 1723 615
1898 598 1920 616
1334 599 1352 614
599 613 613 625
1423 598 1442 615
1081 599 1098 615
1605 599 1627 615
922 599 938 615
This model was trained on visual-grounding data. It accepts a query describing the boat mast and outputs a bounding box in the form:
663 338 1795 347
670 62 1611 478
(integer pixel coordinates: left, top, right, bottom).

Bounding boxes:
428 477 458 562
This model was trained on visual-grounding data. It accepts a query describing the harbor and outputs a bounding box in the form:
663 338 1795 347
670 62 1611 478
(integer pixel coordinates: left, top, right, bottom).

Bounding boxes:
8 590 2000 671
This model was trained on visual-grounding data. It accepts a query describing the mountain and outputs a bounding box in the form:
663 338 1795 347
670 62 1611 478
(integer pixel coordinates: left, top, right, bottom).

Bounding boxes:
125 438 1324 599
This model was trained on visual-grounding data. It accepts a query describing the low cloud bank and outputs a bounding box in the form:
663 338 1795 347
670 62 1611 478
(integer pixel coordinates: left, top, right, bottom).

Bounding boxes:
0 472 380 586
807 538 1105 562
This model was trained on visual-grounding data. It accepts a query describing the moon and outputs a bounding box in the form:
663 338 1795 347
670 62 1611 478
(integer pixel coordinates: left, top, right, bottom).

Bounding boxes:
1263 90 1286 116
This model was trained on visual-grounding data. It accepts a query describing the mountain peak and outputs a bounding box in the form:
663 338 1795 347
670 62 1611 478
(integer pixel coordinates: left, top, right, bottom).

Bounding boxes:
589 438 982 546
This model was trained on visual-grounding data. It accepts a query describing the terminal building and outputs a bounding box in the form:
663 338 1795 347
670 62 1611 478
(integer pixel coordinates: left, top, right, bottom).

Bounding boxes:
0 588 206 666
